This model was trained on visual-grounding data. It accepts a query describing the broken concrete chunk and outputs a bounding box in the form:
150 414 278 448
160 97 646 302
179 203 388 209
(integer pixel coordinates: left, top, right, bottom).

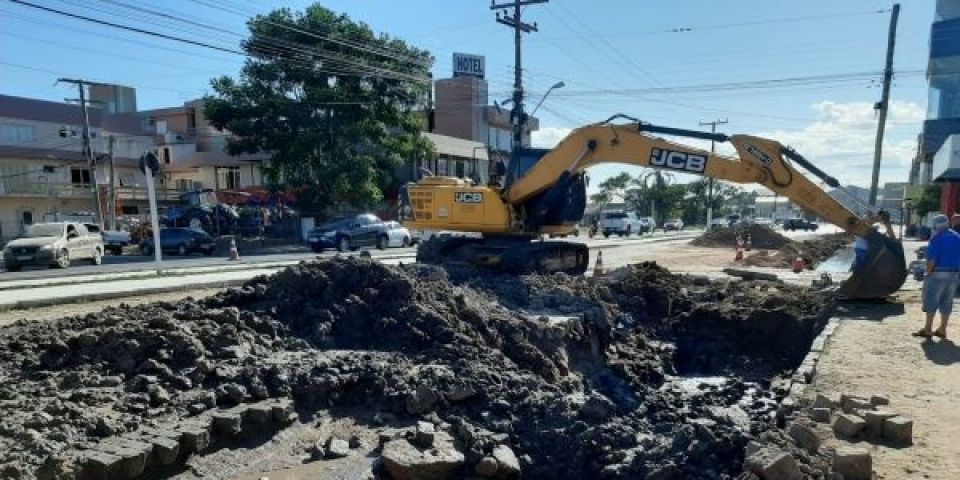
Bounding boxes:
869 394 890 406
270 399 296 424
492 445 520 477
787 421 820 453
809 407 831 423
744 447 801 480
833 413 866 439
149 436 180 466
178 423 211 454
82 451 123 480
832 446 872 480
381 439 464 480
212 411 242 436
406 385 439 415
882 416 913 446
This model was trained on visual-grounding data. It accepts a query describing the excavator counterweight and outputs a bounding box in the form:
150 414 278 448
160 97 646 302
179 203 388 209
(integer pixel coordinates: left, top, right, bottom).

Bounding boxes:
400 119 907 299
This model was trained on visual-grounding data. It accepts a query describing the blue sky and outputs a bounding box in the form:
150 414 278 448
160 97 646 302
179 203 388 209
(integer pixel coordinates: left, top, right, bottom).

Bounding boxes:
0 0 937 190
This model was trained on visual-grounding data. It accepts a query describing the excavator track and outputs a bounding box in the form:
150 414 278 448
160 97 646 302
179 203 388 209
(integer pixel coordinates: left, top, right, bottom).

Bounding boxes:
416 235 589 275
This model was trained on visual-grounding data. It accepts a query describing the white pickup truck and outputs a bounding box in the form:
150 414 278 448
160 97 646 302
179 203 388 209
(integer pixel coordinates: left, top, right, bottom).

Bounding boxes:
599 210 645 237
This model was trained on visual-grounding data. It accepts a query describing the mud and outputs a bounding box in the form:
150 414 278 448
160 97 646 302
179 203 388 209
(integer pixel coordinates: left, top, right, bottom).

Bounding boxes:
0 258 835 480
744 234 852 269
691 225 791 250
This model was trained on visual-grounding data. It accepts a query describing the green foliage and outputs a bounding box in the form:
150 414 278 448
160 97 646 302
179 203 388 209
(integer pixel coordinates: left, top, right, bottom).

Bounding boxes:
204 4 434 216
915 183 942 217
589 172 632 206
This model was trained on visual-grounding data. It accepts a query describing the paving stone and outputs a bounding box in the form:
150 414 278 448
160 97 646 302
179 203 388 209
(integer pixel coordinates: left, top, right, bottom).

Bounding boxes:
862 410 898 437
271 399 296 424
809 407 831 423
96 445 147 479
179 423 211 454
787 422 820 453
244 403 273 427
325 437 351 459
833 414 866 439
842 396 872 414
149 436 180 466
413 421 436 448
744 447 801 480
882 416 913 446
811 393 835 410
212 411 242 436
832 446 871 480
869 395 890 407
809 337 826 353
381 438 464 480
492 445 520 477
81 451 122 480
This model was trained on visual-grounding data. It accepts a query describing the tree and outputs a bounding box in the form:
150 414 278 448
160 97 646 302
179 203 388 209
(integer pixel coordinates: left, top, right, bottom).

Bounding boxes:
915 183 942 217
632 171 684 225
204 4 434 216
589 172 633 207
682 179 742 225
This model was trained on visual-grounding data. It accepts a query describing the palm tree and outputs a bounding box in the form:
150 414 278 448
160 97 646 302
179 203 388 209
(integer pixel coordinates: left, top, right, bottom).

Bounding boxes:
633 171 675 225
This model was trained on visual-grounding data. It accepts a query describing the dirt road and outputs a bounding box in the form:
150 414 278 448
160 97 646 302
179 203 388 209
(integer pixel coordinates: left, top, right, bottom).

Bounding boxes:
810 290 960 480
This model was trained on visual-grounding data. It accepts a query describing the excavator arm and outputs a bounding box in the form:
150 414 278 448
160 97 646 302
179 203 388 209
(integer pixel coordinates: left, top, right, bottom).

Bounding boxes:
505 119 905 298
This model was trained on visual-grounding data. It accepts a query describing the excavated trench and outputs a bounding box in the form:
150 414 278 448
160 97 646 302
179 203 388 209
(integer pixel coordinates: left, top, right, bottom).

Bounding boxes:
0 258 834 480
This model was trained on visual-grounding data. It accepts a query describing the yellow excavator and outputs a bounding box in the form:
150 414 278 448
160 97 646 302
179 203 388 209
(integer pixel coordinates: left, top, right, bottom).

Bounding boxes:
399 116 906 299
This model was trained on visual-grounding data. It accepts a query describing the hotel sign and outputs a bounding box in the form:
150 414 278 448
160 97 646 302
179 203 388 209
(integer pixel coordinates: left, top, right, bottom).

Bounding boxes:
453 53 485 79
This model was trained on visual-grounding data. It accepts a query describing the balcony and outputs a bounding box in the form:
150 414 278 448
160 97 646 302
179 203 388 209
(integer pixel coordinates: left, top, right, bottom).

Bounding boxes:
0 180 182 202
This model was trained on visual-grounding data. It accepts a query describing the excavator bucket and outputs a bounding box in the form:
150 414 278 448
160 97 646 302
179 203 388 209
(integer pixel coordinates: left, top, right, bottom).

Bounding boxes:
837 229 907 300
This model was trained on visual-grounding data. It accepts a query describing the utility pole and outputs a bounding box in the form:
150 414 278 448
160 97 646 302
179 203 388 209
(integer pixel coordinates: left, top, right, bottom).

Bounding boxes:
60 78 105 226
869 3 900 206
699 118 728 228
108 135 117 230
491 0 547 179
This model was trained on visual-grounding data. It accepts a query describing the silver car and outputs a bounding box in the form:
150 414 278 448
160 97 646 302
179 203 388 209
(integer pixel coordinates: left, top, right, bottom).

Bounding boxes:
2 222 104 271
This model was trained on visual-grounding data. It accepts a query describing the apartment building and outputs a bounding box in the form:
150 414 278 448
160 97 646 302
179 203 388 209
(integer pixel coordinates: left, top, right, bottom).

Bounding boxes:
140 99 269 195
0 93 155 241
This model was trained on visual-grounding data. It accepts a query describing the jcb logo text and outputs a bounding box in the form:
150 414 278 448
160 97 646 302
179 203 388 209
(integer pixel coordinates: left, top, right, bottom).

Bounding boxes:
649 149 707 173
455 192 483 203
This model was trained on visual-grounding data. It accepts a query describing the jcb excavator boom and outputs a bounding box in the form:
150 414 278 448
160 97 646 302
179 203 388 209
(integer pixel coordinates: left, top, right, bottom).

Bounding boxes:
400 118 906 299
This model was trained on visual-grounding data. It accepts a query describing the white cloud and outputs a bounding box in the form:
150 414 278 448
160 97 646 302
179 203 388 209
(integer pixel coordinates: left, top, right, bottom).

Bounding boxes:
531 126 572 149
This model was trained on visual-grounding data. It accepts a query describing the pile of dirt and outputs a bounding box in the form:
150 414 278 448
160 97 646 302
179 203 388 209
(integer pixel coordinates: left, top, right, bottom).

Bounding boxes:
744 234 852 269
0 258 835 480
691 225 791 250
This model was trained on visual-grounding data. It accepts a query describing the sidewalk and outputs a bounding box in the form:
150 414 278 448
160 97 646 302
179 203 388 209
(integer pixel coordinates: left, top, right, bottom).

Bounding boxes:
808 290 960 480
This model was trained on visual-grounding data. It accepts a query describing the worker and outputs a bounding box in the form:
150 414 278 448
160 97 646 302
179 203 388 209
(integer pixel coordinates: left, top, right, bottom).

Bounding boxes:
952 213 960 234
913 214 960 339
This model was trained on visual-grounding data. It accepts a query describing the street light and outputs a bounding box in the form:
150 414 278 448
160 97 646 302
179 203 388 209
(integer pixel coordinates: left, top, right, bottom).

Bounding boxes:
529 81 565 117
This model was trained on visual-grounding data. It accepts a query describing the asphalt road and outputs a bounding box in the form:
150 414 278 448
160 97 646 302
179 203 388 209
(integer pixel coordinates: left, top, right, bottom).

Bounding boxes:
0 230 707 282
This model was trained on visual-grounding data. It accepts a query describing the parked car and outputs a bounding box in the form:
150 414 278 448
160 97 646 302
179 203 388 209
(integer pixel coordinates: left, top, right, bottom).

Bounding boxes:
599 210 645 237
85 223 131 255
2 222 104 271
638 217 656 232
140 228 216 256
782 218 819 231
307 213 386 252
380 221 416 248
708 217 729 229
663 219 684 231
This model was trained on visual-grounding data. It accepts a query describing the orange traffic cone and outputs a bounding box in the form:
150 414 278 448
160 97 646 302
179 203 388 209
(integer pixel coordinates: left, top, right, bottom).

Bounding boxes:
593 251 605 276
228 238 240 261
745 234 752 252
792 254 805 273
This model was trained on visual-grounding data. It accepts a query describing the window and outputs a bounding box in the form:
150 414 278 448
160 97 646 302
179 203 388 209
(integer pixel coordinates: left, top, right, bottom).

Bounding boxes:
0 123 37 143
218 166 241 189
21 211 33 227
120 206 139 215
71 167 92 186
162 147 171 164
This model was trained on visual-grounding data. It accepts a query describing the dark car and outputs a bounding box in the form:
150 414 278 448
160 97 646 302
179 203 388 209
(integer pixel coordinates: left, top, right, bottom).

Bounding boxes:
307 213 386 253
140 228 216 256
782 218 819 231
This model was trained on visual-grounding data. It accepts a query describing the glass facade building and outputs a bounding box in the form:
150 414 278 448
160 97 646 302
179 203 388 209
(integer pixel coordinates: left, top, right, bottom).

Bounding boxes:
923 0 960 160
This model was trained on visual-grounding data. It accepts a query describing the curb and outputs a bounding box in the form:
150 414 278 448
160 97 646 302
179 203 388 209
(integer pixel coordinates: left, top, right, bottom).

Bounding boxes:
778 317 842 417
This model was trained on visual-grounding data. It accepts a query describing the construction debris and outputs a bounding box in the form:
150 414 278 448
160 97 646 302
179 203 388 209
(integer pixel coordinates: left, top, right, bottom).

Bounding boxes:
691 225 791 249
0 258 837 479
745 234 852 269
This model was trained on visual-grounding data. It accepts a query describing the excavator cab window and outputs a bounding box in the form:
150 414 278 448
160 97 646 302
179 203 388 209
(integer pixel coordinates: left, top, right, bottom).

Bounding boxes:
398 185 414 221
505 148 551 189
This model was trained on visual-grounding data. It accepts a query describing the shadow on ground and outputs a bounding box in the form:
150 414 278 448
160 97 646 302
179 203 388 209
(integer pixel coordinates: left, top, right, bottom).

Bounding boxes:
835 301 906 322
921 338 960 365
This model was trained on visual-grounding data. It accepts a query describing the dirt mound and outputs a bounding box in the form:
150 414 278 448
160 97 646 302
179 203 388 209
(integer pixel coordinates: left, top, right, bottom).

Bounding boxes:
745 234 852 269
0 258 835 480
691 225 791 249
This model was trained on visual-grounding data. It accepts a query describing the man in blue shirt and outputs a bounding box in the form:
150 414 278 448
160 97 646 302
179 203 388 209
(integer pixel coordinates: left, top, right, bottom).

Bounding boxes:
914 214 960 338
